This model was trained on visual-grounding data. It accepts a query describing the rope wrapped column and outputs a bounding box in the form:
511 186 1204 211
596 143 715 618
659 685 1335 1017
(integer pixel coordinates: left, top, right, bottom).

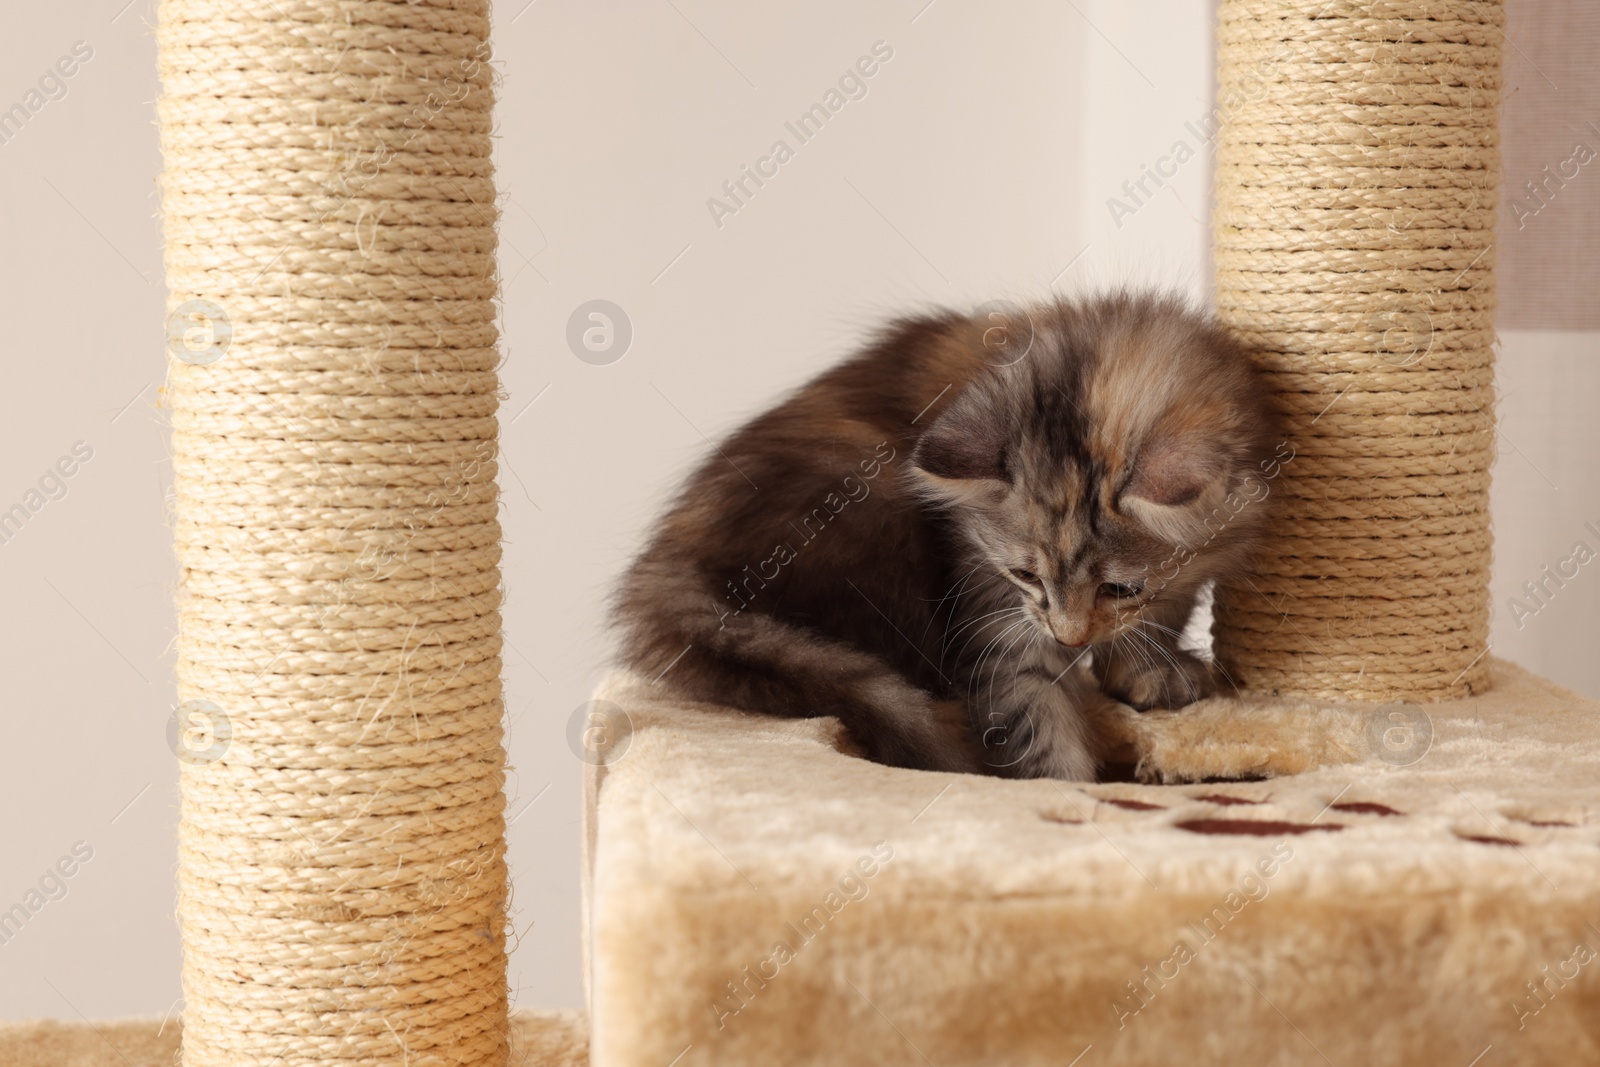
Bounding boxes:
1211 0 1502 701
160 2 508 1063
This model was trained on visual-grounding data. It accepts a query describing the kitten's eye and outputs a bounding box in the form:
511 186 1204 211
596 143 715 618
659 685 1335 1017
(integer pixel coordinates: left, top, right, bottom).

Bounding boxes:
1099 581 1143 600
1009 567 1042 586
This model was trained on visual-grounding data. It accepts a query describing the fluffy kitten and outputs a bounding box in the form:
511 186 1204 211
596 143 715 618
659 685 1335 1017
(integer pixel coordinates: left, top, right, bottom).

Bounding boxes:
612 291 1279 780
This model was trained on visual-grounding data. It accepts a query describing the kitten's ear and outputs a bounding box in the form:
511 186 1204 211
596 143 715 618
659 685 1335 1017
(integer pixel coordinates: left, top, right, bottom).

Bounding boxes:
1119 434 1229 545
910 406 1009 506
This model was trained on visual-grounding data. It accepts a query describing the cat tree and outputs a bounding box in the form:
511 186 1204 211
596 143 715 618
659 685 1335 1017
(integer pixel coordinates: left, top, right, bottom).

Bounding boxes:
1210 0 1498 702
581 1 1600 1064
162 1 513 1063
83 3 1588 1067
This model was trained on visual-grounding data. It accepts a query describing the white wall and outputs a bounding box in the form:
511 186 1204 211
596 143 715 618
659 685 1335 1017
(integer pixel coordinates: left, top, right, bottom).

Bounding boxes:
1489 330 1600 698
0 1 176 1022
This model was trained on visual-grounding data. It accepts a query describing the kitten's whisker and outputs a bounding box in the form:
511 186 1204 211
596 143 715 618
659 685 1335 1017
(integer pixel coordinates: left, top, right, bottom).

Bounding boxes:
1013 631 1042 686
1208 653 1241 695
996 621 1036 677
948 620 1024 677
944 607 1028 664
1130 619 1217 681
981 621 1038 727
918 564 993 649
1133 637 1165 683
1113 633 1147 681
970 619 1033 703
975 618 1032 678
942 603 1022 647
945 603 1025 641
1128 626 1184 676
923 566 980 606
1119 630 1161 681
963 622 1014 699
1138 619 1191 643
1126 623 1173 660
920 564 1001 606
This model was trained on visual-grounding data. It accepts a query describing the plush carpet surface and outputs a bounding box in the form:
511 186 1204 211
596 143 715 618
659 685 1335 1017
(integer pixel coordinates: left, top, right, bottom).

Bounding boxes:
584 658 1600 1066
14 661 1598 1067
0 1010 589 1067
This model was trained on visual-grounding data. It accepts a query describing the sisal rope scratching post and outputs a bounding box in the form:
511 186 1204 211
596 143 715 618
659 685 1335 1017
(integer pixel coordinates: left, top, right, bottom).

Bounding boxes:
1211 0 1502 701
160 2 508 1064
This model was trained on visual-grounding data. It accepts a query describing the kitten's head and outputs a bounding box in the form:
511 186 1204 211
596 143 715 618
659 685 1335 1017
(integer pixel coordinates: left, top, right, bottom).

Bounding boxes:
908 292 1278 649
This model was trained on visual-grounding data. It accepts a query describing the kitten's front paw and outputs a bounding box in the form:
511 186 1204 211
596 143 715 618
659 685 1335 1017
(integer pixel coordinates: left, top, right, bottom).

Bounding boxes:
1095 647 1215 711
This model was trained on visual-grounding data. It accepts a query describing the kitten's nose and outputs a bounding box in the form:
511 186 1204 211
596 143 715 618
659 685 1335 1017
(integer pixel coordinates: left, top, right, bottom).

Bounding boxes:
1057 633 1089 649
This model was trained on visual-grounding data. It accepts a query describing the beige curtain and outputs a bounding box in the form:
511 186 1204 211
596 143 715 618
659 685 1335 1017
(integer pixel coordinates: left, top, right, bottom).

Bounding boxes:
1499 0 1600 328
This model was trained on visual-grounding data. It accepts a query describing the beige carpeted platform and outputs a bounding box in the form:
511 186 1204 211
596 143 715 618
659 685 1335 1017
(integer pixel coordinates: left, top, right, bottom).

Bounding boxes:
584 658 1600 1066
0 1010 589 1067
15 661 1598 1067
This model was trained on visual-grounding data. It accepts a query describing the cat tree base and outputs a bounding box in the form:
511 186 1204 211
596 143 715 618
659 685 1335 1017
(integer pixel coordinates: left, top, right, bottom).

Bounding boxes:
0 1011 589 1067
584 659 1600 1066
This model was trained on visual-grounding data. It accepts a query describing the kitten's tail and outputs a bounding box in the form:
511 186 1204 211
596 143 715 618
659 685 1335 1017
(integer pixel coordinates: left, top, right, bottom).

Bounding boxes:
612 558 980 774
